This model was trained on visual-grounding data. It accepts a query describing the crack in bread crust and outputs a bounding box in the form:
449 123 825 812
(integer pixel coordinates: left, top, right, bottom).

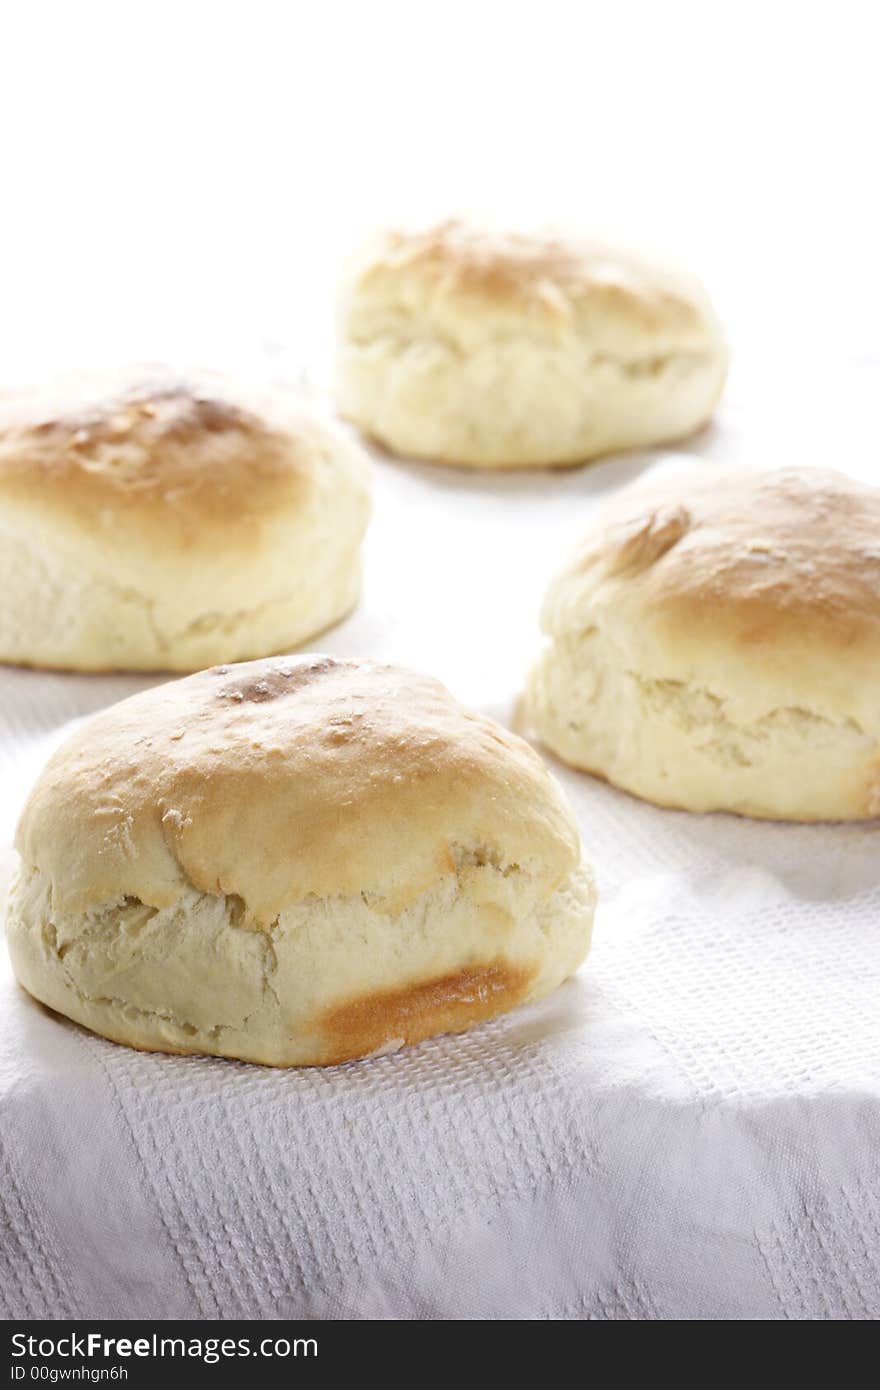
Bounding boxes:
5 850 595 1066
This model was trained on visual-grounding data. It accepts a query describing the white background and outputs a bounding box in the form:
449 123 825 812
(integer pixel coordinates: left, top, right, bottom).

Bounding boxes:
1 0 878 390
3 3 880 1321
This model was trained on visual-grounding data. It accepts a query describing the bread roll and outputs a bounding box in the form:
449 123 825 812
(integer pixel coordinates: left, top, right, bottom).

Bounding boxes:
0 370 371 670
337 219 727 468
526 466 880 820
7 655 595 1065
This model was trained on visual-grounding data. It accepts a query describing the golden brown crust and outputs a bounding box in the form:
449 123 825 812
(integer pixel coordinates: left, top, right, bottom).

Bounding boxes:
0 369 372 672
22 959 538 1066
16 655 581 922
337 219 727 469
317 959 536 1064
0 368 314 548
8 656 593 1064
359 220 712 338
555 467 880 654
528 465 880 821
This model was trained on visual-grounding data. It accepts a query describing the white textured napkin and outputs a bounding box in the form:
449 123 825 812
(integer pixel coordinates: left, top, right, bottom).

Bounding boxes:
3 383 880 1320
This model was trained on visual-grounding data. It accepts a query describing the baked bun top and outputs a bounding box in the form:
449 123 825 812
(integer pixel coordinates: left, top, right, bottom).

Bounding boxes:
542 466 880 716
341 218 723 357
0 368 346 551
17 655 581 923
